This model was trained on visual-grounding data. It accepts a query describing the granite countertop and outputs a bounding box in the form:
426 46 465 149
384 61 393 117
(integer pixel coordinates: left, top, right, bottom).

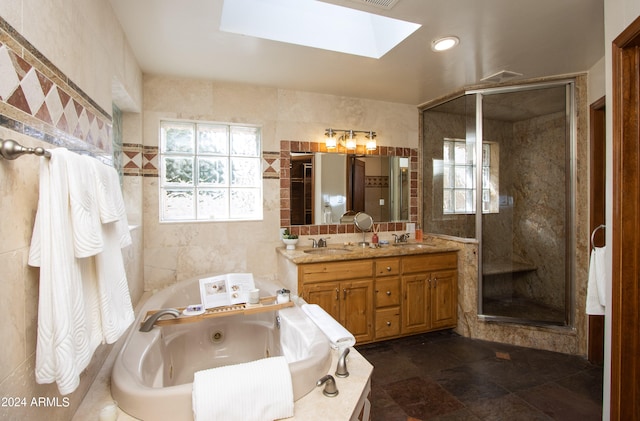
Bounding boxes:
277 241 460 264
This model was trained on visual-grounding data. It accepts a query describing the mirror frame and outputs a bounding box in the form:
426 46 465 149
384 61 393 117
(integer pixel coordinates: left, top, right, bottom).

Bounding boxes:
279 140 419 237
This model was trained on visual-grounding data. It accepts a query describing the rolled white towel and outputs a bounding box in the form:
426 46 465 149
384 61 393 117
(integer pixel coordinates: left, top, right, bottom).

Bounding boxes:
301 303 356 349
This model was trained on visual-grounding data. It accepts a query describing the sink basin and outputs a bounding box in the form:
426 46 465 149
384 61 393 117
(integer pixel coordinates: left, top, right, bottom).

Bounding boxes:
304 248 353 255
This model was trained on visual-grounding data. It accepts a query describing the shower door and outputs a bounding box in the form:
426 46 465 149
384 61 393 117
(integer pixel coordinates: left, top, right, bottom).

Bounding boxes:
476 82 574 325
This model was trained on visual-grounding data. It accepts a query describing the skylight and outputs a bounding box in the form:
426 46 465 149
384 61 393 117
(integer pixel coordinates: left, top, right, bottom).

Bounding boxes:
219 0 421 59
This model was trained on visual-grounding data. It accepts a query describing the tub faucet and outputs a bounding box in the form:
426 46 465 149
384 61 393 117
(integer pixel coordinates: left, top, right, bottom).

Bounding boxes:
139 308 180 332
316 374 339 397
335 347 350 378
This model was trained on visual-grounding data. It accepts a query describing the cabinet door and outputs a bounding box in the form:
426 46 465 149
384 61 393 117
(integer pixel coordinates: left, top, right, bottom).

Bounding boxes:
341 279 374 343
402 273 431 334
431 270 457 329
303 282 340 322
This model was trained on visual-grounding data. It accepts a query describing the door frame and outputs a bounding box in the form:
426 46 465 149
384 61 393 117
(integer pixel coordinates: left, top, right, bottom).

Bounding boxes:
611 14 640 419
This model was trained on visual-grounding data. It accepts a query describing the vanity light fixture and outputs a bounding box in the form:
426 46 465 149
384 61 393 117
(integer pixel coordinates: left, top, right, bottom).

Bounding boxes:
325 129 337 149
431 36 459 52
325 128 378 151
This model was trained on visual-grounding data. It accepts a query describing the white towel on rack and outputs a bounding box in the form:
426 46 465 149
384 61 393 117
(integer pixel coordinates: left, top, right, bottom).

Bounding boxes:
586 246 607 315
301 303 356 349
28 149 134 394
89 158 131 248
91 159 134 342
28 149 100 395
192 356 294 421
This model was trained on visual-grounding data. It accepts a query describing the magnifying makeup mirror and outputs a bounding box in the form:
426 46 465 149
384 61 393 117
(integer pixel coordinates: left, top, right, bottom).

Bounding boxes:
353 212 374 246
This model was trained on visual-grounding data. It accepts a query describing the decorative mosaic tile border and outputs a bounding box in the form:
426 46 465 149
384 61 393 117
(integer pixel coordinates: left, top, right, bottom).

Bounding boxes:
124 145 285 180
279 140 419 234
0 17 113 163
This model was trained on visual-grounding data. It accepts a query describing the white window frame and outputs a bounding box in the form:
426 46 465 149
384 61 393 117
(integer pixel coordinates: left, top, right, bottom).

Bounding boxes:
159 119 263 222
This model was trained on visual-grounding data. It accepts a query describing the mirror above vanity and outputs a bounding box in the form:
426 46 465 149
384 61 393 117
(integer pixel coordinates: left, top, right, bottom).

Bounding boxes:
280 140 419 235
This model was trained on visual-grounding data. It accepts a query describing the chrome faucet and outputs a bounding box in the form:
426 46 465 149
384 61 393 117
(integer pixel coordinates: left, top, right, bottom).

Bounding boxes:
316 374 339 397
309 237 330 248
139 308 180 332
392 233 410 243
335 347 350 378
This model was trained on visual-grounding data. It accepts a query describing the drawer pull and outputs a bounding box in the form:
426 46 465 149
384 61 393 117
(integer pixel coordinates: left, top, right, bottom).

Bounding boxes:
386 321 391 327
386 290 392 296
386 266 392 271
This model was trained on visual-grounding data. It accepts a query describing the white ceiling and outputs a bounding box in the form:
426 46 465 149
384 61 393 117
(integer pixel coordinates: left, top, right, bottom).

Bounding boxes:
108 0 604 106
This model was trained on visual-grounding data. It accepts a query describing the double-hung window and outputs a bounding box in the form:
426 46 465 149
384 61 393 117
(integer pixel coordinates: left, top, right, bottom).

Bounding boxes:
159 120 262 222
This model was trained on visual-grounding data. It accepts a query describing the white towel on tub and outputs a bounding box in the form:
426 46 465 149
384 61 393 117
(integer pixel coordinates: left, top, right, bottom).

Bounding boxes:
192 356 294 421
302 303 356 349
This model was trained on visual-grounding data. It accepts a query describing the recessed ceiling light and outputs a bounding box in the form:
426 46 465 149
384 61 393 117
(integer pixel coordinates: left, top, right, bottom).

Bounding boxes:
220 0 421 59
431 36 459 52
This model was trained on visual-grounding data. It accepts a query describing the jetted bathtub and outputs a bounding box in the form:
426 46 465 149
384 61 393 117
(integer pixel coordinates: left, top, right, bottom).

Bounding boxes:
111 276 332 420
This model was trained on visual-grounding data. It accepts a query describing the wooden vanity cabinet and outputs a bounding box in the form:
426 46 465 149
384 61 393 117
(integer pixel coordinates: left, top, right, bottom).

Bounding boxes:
401 253 458 334
300 261 375 343
298 251 457 345
374 257 401 339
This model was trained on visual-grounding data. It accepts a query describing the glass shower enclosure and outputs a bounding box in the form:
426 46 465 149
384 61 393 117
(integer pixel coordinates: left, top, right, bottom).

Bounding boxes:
422 80 575 326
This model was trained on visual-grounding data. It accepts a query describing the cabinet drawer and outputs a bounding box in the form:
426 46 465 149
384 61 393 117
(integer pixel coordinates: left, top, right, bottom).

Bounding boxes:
402 252 457 274
375 277 400 307
375 257 401 276
375 307 400 339
300 260 373 282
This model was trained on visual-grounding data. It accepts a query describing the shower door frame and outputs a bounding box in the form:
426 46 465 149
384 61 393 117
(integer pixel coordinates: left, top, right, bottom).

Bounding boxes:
467 80 577 327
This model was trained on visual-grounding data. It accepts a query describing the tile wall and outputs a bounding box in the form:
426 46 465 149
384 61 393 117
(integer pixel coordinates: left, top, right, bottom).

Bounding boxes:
0 6 143 420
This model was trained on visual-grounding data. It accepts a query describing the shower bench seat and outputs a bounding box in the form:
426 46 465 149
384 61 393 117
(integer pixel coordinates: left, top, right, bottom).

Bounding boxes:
483 260 537 276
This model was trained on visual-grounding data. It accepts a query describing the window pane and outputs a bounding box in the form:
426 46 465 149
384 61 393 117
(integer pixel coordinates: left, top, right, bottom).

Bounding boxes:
454 166 469 188
443 189 453 213
198 157 228 186
198 189 228 220
483 144 491 166
231 157 261 186
230 188 261 218
443 141 452 162
198 124 228 154
230 126 260 156
162 190 194 220
162 122 194 153
454 190 468 213
163 157 194 184
454 142 466 164
443 165 452 188
482 166 490 189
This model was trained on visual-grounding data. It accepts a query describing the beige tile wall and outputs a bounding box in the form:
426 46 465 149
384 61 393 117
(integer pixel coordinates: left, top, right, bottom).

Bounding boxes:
0 1 142 419
141 75 419 290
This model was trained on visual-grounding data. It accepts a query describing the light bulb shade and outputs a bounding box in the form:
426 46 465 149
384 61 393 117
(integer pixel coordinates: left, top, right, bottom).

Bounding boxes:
366 130 376 150
346 131 356 149
325 129 337 148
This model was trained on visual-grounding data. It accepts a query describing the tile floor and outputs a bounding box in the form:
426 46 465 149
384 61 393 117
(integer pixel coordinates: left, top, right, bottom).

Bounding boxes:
356 331 603 421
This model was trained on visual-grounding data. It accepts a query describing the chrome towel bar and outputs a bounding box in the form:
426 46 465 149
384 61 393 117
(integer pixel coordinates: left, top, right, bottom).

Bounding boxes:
0 138 51 160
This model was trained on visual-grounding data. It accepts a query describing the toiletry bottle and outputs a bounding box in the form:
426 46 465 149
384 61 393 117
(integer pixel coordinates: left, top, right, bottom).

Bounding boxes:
372 232 379 244
415 224 423 242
